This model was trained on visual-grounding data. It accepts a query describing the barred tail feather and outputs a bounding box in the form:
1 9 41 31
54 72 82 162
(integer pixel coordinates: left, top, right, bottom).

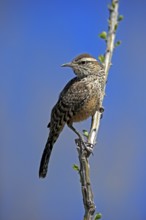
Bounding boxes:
39 114 65 178
39 139 53 178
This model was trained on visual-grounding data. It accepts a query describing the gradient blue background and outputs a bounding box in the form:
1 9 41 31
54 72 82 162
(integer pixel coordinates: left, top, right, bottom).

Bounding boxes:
0 0 146 220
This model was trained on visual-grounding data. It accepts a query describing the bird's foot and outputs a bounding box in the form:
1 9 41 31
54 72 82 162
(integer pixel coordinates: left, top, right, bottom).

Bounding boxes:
99 106 104 113
75 138 95 156
99 106 104 119
84 142 96 156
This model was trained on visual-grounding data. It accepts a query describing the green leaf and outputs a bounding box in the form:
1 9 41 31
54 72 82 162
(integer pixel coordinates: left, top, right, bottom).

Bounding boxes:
99 31 107 40
94 213 102 220
98 55 105 63
118 15 124 22
108 2 116 11
83 129 89 138
112 2 116 8
72 164 79 172
114 23 118 31
115 40 122 47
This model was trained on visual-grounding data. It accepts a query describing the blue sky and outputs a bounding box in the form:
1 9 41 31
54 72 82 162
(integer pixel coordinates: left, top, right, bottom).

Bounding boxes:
1 1 146 220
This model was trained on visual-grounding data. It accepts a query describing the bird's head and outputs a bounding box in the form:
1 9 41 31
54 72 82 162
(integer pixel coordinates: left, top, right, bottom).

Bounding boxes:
61 53 104 77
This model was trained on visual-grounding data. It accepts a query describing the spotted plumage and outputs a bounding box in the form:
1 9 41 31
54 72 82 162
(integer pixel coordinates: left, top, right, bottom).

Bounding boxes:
39 53 105 178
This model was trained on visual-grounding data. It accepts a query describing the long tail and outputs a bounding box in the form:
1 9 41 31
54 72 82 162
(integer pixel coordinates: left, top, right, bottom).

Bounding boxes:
39 123 65 178
39 137 54 178
39 100 68 178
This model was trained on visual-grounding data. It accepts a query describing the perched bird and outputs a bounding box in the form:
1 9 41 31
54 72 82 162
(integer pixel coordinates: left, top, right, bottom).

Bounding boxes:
39 53 105 178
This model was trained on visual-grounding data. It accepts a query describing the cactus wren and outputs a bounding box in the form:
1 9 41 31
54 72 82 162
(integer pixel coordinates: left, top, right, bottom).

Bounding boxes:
39 53 105 178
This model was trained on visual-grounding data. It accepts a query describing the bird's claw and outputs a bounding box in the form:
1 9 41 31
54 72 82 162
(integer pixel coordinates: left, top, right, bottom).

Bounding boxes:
84 142 95 155
75 138 95 156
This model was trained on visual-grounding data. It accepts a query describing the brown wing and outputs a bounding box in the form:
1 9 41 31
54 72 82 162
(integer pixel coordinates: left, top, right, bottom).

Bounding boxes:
50 77 89 125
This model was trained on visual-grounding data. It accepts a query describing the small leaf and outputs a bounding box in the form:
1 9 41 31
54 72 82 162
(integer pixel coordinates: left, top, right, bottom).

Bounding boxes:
98 55 105 63
118 15 124 22
99 31 107 40
112 2 116 8
83 129 89 138
72 164 79 172
115 40 122 47
114 23 118 31
94 212 102 220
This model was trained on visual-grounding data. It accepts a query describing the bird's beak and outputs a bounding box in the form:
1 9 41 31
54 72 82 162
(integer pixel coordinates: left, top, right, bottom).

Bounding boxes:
61 62 73 68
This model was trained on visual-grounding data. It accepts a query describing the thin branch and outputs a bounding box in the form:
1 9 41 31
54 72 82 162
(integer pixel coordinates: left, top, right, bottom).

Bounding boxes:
88 0 119 144
75 1 120 219
75 138 95 220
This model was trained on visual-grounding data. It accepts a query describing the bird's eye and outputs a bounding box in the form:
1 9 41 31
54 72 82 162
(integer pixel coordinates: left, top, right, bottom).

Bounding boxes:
80 61 86 65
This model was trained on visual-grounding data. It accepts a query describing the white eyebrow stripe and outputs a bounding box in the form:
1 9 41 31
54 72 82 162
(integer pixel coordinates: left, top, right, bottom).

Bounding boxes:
79 57 97 62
